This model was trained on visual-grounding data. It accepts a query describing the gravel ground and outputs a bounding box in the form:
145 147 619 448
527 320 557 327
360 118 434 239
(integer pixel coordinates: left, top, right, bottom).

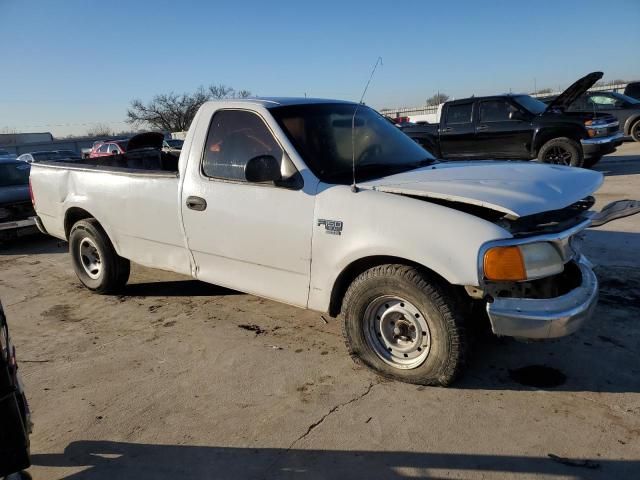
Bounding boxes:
1 142 639 479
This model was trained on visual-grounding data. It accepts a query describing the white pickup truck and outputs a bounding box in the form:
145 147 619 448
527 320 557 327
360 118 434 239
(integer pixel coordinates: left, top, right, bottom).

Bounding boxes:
29 98 640 386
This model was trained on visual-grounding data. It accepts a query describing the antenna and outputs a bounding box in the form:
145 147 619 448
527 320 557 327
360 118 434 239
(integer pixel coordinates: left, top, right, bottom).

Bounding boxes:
351 56 383 193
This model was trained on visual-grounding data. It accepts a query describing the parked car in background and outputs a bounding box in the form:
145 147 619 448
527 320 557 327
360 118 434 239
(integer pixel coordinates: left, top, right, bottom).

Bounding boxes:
29 97 640 385
17 150 82 163
88 139 129 158
0 159 36 241
541 90 640 143
402 72 622 168
162 139 184 153
624 81 640 101
0 300 32 478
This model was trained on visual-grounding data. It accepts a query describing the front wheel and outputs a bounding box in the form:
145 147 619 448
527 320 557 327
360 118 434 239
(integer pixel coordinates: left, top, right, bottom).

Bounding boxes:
538 137 583 167
342 265 468 386
631 120 640 143
69 219 130 294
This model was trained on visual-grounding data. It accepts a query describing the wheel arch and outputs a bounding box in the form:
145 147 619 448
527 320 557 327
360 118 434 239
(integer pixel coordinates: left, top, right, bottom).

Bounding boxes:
328 255 463 317
64 207 96 239
532 127 583 156
624 114 640 135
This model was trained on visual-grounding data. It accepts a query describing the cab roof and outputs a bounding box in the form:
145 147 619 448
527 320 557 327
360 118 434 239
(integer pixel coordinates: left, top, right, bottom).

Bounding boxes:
203 97 357 108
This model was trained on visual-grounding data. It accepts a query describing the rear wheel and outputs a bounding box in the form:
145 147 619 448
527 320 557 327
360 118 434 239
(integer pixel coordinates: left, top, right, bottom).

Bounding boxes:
342 264 468 386
538 137 583 167
69 219 130 294
631 120 640 142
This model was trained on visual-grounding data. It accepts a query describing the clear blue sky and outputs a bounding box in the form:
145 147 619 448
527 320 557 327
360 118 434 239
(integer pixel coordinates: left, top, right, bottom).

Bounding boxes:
1 0 639 137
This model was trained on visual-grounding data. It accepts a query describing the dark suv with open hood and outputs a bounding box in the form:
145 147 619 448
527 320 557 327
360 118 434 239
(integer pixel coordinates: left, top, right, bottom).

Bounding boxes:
402 72 623 168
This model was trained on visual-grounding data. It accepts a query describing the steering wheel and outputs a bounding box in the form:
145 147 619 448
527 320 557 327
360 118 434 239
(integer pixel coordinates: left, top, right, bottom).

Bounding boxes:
358 144 382 163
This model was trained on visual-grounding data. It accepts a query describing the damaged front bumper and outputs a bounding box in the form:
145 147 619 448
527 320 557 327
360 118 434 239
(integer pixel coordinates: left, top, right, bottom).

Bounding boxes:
487 257 598 339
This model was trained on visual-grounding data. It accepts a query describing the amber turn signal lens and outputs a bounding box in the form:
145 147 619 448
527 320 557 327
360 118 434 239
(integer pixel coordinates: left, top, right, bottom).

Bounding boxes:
484 246 526 281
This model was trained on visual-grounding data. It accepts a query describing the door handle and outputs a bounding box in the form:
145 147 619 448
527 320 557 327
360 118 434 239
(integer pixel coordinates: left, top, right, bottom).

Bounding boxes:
186 196 207 211
441 127 452 133
477 125 489 131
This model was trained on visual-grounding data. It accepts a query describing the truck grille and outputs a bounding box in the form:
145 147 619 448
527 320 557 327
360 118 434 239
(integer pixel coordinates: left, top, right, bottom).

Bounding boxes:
502 196 594 236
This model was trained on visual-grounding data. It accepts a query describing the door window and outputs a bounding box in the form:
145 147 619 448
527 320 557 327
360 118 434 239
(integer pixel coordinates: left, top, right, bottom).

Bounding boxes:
97 144 109 153
202 110 283 181
445 103 473 124
588 94 622 109
479 100 518 122
108 144 120 153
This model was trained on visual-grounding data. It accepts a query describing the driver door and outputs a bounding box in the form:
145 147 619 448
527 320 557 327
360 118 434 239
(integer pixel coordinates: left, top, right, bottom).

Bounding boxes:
180 109 315 307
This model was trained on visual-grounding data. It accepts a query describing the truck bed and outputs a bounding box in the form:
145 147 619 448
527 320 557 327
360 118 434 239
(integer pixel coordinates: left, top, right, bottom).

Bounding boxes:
30 150 190 276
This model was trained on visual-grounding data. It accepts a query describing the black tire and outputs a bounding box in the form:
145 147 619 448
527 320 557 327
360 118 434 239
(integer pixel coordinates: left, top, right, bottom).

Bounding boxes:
342 264 468 386
631 120 640 143
69 219 130 294
537 137 583 167
583 155 602 169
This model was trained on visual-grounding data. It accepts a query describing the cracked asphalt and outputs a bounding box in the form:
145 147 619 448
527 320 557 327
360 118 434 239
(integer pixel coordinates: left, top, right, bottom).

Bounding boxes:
1 142 639 479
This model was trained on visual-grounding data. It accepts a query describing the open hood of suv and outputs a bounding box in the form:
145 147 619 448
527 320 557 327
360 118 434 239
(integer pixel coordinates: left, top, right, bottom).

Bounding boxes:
358 161 603 218
545 71 603 112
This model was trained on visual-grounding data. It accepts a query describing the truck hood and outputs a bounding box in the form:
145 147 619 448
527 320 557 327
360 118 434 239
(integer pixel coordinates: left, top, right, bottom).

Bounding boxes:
545 71 602 113
358 161 603 218
0 185 30 206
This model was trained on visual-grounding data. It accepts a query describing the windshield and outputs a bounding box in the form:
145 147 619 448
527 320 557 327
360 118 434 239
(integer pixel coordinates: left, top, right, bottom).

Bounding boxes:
0 162 30 186
513 95 547 115
270 103 435 183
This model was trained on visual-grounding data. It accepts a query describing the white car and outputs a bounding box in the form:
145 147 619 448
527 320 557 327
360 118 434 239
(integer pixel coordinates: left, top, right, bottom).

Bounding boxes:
28 98 640 385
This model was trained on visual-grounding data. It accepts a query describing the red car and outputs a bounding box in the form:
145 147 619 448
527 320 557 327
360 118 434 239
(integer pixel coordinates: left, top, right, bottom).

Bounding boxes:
89 139 129 158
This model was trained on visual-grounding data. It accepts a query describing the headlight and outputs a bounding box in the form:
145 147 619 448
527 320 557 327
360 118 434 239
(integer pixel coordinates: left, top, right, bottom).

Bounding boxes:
584 119 618 138
483 242 564 281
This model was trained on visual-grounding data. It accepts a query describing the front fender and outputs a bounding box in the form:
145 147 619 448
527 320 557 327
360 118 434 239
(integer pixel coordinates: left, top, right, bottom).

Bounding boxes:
307 185 511 312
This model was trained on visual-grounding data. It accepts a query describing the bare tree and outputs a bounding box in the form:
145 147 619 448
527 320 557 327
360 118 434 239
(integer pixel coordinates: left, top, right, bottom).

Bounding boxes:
127 84 252 131
426 93 449 106
86 123 113 137
537 88 553 94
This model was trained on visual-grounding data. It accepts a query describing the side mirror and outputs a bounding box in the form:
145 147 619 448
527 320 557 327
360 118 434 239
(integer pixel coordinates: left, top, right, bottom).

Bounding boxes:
245 155 281 183
509 110 527 121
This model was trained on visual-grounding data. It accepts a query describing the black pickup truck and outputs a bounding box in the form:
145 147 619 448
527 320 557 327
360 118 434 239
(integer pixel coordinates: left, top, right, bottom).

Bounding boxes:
402 72 623 168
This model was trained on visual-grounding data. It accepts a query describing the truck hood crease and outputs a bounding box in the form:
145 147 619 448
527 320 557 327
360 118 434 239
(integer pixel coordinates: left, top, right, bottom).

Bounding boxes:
358 162 603 218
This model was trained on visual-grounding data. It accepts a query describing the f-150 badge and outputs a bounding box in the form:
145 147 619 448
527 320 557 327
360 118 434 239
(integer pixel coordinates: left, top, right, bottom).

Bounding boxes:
317 219 343 235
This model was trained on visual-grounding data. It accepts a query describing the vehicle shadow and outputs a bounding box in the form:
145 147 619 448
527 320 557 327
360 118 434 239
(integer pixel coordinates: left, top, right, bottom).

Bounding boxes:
595 155 640 176
122 280 240 297
0 235 65 256
31 440 633 479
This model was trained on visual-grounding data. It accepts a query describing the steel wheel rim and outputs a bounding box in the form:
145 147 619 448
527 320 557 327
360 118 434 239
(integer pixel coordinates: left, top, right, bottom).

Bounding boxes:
363 296 431 369
544 146 572 165
79 238 102 279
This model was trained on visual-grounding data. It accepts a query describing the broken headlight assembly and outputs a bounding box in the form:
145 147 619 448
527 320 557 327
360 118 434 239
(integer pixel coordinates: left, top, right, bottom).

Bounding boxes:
483 242 564 282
